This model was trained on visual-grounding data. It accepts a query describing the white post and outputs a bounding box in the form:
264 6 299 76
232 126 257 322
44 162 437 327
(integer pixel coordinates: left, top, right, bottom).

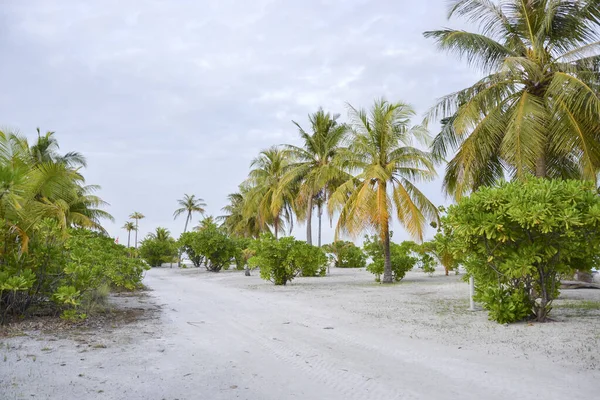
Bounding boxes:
469 276 475 311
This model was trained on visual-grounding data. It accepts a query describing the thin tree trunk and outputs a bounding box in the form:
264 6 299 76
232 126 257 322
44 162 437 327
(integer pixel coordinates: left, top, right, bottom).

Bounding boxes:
535 154 547 178
318 202 323 247
127 231 131 248
178 214 190 268
306 194 313 245
183 214 190 234
135 220 139 249
382 223 393 284
274 217 279 240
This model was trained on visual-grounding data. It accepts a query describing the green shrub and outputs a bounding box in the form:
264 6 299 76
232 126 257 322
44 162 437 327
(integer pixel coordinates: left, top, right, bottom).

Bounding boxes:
182 225 238 272
249 235 327 285
323 241 366 268
294 241 327 277
445 179 600 323
66 229 148 291
0 222 148 323
417 252 436 276
363 235 418 282
178 231 205 267
139 235 178 267
232 237 252 270
419 230 458 276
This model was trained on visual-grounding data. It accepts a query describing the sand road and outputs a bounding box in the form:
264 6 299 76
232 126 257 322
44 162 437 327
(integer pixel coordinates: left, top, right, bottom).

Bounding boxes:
2 267 598 399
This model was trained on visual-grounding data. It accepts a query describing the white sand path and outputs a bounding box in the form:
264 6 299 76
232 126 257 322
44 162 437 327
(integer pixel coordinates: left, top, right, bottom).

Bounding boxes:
2 267 598 399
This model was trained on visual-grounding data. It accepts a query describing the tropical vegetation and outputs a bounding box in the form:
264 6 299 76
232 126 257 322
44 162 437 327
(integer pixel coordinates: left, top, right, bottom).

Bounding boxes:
249 235 327 285
4 0 600 326
425 0 600 199
322 241 366 269
139 227 178 267
445 178 600 323
329 99 439 283
0 129 146 323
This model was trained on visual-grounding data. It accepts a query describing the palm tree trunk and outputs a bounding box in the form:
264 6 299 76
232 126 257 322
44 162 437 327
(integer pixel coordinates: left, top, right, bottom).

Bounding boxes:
274 216 279 240
127 231 131 248
382 223 393 284
178 213 191 268
183 214 190 233
535 154 546 178
306 195 313 245
134 220 139 249
318 202 323 247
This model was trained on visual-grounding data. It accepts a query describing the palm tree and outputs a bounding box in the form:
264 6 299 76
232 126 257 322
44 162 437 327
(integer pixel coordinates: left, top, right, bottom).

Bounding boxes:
129 211 145 248
219 184 265 238
148 226 171 241
424 0 600 199
329 99 439 283
173 194 206 234
194 216 217 231
284 108 349 246
246 147 295 239
122 221 136 247
0 129 111 251
173 194 206 267
29 128 87 169
63 184 114 233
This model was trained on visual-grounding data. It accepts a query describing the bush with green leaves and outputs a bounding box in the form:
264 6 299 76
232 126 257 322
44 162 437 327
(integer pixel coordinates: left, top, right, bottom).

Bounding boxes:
419 231 458 276
363 235 418 282
139 234 178 268
249 235 327 285
445 179 600 323
182 225 238 272
178 231 205 267
416 250 436 276
323 241 366 268
232 237 252 270
1 222 148 323
295 241 328 277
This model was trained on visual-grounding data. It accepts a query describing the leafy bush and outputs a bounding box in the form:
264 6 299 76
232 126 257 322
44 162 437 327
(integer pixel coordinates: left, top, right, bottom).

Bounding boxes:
249 235 327 285
0 223 148 322
363 235 418 282
178 231 205 267
295 242 327 277
181 225 238 272
416 251 436 276
139 235 178 267
445 179 600 323
323 241 366 268
419 230 458 276
232 237 252 270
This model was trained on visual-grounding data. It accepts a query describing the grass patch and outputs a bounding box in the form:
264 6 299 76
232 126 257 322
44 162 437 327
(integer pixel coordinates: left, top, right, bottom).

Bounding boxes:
556 300 600 310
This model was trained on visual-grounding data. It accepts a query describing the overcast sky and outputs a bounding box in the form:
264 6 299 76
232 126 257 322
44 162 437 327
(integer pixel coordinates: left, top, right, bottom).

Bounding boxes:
0 0 480 244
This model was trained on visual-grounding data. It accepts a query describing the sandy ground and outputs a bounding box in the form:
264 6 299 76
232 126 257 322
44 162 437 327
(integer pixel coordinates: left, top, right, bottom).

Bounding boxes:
2 267 599 400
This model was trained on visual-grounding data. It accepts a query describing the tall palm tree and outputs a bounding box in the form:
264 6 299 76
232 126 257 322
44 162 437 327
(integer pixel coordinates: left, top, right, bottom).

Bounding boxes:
424 0 600 199
122 221 136 247
173 194 206 267
173 194 206 234
329 99 439 283
246 147 295 239
194 216 218 231
284 108 349 246
0 129 111 251
29 128 87 169
63 184 114 233
219 184 265 238
148 226 171 241
129 211 145 248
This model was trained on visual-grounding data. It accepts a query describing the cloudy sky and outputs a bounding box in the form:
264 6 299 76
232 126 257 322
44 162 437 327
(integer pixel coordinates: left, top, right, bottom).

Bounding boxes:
0 0 480 244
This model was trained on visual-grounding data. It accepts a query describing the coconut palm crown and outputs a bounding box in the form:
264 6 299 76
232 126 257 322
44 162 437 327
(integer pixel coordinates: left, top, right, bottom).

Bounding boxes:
425 0 600 199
